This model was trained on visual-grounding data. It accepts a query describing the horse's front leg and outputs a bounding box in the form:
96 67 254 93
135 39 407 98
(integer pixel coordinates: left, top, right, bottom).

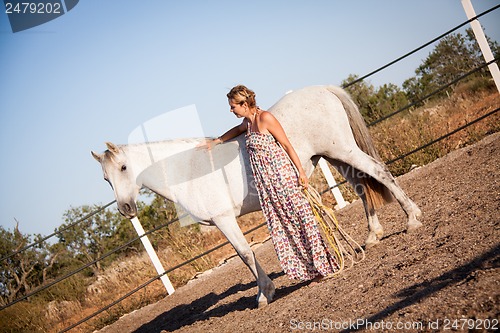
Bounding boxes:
213 214 275 308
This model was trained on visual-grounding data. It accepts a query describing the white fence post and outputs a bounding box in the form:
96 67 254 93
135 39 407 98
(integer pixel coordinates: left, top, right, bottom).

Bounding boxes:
461 0 500 93
130 217 175 295
318 158 347 209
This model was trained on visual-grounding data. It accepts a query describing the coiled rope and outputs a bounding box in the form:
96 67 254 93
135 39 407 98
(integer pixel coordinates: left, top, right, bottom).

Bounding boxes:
303 186 365 276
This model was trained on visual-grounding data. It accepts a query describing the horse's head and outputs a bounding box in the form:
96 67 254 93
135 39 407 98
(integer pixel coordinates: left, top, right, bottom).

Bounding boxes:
91 142 140 218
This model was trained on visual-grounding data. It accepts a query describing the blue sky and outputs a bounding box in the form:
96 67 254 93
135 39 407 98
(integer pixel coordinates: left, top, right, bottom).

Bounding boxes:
0 1 499 237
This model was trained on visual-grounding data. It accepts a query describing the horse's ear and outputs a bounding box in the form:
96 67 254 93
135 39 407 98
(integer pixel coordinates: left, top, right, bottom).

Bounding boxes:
91 151 102 162
105 142 120 154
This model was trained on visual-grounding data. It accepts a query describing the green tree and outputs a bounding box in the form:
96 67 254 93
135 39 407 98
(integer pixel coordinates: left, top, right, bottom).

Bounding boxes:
342 75 408 123
0 224 51 304
137 192 178 228
403 28 499 104
56 205 128 276
135 191 180 248
342 74 375 122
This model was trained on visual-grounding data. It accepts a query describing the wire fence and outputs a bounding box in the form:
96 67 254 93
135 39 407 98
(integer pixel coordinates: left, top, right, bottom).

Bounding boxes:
0 200 116 263
1 5 499 332
0 213 188 311
343 3 499 89
59 221 268 333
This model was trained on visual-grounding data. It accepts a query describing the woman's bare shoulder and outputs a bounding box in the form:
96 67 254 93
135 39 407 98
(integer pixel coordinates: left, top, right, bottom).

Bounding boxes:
258 110 276 123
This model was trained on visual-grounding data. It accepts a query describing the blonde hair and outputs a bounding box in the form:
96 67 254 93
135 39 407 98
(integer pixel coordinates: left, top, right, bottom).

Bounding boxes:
227 85 256 108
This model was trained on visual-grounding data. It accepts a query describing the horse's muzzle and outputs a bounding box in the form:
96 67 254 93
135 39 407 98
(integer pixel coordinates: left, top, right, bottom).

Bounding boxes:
119 202 137 218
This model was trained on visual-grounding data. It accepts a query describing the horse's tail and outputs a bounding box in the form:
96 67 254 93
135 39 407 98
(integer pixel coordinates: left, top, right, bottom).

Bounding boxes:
326 86 393 210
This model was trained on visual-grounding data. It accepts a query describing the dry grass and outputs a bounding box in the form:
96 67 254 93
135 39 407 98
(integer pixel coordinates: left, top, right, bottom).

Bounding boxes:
3 87 499 333
44 213 271 333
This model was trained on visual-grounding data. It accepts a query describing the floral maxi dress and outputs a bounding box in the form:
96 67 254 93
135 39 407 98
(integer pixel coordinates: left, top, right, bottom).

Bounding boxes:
246 129 339 281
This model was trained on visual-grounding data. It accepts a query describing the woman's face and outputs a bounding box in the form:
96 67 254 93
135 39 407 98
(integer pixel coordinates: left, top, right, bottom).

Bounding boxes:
229 99 247 118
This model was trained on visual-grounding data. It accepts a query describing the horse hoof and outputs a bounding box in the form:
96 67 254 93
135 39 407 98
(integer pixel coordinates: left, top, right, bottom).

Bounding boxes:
258 300 269 308
407 220 423 232
256 284 275 308
365 231 381 248
365 238 379 248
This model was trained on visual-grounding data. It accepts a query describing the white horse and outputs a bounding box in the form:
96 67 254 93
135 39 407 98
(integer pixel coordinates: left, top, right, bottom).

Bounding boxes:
91 85 422 307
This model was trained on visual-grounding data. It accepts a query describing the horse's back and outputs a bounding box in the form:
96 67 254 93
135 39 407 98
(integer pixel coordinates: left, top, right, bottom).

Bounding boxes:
268 86 356 164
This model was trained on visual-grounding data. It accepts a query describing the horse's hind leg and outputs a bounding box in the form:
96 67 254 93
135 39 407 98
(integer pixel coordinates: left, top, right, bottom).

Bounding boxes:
328 149 422 231
357 186 384 247
213 214 275 308
325 158 384 247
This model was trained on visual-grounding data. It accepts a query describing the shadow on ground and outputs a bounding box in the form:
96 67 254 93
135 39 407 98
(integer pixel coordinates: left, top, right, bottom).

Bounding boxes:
339 244 500 333
133 271 310 332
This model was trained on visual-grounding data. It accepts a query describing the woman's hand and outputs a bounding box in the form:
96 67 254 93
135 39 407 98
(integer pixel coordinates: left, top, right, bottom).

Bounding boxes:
196 138 222 151
299 169 308 189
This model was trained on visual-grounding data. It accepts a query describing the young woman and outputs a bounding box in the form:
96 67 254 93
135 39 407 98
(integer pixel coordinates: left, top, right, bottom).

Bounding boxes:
206 85 338 281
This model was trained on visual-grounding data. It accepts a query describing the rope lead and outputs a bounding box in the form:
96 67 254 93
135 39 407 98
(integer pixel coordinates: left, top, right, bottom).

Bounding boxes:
303 187 365 276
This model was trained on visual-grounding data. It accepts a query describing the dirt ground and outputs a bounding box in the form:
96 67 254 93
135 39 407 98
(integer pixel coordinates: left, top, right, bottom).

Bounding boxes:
97 132 499 333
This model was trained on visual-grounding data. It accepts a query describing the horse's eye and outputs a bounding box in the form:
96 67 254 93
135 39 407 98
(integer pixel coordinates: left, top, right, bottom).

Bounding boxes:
121 165 127 172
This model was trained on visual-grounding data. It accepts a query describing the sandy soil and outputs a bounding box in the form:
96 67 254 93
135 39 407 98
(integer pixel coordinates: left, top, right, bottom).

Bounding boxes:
97 132 499 333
